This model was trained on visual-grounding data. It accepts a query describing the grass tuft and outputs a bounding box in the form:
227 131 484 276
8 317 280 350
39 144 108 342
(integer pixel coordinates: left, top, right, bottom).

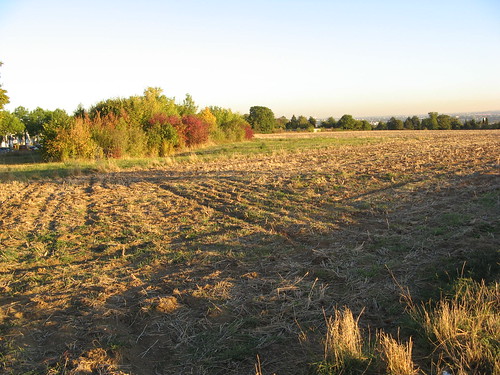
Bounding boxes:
377 331 418 375
408 279 499 374
318 307 371 374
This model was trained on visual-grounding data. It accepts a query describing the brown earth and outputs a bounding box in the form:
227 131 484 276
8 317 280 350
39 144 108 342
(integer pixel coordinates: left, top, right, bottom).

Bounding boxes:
0 130 498 374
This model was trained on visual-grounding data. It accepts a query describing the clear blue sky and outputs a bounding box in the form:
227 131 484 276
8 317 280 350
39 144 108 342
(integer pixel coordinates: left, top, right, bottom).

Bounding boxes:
1 0 499 118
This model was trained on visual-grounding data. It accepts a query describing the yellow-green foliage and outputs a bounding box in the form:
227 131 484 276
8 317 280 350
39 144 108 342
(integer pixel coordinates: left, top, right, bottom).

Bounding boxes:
43 117 97 161
41 88 253 161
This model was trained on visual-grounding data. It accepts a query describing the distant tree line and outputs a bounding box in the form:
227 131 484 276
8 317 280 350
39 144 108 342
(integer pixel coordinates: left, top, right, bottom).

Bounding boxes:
374 112 496 130
244 106 500 133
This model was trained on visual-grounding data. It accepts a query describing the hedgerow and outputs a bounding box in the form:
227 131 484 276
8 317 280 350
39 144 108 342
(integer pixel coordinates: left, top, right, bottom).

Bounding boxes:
40 88 253 161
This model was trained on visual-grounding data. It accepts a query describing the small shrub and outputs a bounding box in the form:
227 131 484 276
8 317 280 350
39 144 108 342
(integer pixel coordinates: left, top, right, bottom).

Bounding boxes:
244 123 254 140
43 117 97 161
182 115 209 147
219 118 253 142
146 113 181 156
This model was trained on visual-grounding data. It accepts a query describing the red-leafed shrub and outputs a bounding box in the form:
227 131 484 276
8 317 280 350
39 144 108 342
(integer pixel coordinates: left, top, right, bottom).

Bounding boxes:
244 124 254 140
181 115 209 147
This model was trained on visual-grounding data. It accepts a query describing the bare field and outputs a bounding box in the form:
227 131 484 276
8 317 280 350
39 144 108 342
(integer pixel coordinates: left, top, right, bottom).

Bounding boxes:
0 130 499 374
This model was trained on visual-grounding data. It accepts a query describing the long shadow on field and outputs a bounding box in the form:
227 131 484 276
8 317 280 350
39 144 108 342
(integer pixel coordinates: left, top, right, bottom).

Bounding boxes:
1 167 498 375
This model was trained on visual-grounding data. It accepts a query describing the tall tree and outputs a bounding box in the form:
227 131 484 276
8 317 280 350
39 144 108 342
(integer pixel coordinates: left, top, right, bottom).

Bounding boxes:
426 112 439 130
297 115 310 129
404 117 414 130
337 114 358 130
26 107 52 136
0 62 9 110
387 117 404 130
308 116 317 127
411 115 421 130
248 106 276 133
437 114 452 130
287 115 299 130
0 111 24 136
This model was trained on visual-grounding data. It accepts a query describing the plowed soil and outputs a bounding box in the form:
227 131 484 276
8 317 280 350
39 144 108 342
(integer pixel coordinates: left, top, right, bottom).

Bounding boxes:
1 130 498 374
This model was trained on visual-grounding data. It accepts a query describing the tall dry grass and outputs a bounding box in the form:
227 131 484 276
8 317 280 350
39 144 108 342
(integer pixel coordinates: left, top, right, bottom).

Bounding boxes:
411 279 499 374
318 307 371 374
377 332 418 375
317 279 498 374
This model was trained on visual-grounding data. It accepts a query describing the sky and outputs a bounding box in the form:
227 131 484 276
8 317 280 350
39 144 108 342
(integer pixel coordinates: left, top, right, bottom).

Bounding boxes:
1 0 499 118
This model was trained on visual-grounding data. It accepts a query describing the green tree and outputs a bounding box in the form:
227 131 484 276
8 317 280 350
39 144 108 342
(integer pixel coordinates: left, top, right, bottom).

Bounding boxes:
464 119 478 129
359 120 372 130
321 117 337 128
179 93 198 116
26 107 56 136
26 107 50 135
248 106 276 133
337 114 355 129
13 106 30 132
0 62 9 110
308 116 317 127
387 117 404 130
404 117 414 130
287 115 299 130
0 111 25 136
276 116 288 130
451 117 462 130
297 115 310 130
437 114 452 130
411 115 421 130
425 112 439 130
376 121 387 130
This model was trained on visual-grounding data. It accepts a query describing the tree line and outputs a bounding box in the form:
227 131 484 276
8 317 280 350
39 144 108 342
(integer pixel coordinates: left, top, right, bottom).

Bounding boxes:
0 88 253 161
1 61 498 161
246 106 500 133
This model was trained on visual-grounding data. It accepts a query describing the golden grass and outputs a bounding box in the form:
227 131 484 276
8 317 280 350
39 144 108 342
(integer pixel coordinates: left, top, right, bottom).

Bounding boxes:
378 332 418 375
411 280 500 374
321 307 370 374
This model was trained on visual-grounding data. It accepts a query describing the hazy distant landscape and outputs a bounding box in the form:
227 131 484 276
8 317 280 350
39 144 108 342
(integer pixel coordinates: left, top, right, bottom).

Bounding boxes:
357 110 500 125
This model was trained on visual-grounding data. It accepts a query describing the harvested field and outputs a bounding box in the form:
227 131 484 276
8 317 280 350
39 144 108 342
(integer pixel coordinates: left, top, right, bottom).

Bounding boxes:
0 130 498 374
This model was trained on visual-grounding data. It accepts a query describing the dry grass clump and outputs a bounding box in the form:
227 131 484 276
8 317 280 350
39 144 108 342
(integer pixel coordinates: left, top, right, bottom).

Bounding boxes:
317 307 419 375
377 332 418 375
409 279 499 375
316 280 499 375
319 307 371 374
